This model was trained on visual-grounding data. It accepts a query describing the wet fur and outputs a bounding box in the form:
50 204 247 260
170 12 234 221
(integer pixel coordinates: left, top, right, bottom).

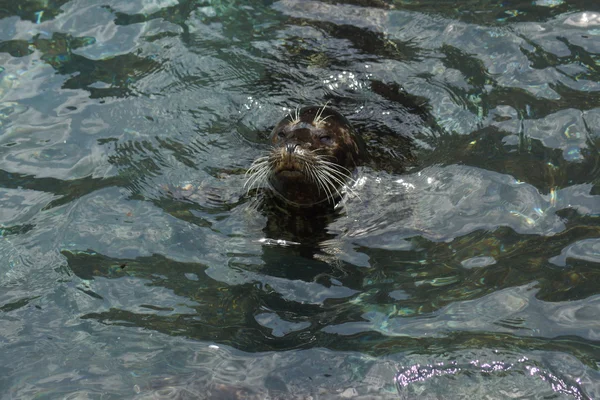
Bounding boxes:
245 105 365 207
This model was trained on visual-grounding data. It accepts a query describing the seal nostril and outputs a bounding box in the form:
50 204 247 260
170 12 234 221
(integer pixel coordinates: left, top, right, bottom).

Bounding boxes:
285 143 297 154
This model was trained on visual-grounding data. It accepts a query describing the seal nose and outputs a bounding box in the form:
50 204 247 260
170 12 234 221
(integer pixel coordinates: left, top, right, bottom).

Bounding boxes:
285 143 298 154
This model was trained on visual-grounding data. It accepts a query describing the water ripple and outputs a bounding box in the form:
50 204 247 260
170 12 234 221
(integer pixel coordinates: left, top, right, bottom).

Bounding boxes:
1 0 600 397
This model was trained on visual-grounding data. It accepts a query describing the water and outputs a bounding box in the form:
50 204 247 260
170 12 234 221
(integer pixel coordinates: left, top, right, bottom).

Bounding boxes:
1 0 599 398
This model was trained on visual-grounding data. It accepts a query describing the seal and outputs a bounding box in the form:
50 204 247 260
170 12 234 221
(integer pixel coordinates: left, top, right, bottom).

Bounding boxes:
245 105 367 207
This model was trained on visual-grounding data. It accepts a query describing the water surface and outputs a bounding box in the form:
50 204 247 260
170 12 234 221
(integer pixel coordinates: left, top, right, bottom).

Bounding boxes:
1 0 600 398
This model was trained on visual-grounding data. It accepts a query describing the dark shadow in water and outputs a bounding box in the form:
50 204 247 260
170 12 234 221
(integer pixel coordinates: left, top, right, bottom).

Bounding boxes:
520 35 600 84
359 220 600 312
317 0 393 9
289 18 424 64
0 223 35 237
101 0 600 32
0 33 95 59
336 329 600 367
244 17 426 97
64 204 600 355
106 139 169 196
0 134 204 213
106 2 200 28
104 0 280 45
401 37 600 130
369 79 431 118
0 167 123 210
65 250 337 352
434 44 497 118
0 0 70 24
149 186 246 231
258 196 340 247
417 125 600 194
0 134 211 213
489 81 600 120
0 295 40 312
0 33 161 98
60 53 161 99
389 0 600 26
250 193 360 276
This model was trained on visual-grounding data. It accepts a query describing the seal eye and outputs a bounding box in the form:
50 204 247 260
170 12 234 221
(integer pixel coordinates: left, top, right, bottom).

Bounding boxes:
277 131 285 139
319 135 332 144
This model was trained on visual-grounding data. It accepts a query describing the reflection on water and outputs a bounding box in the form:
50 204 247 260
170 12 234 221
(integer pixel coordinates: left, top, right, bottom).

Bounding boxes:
1 0 600 398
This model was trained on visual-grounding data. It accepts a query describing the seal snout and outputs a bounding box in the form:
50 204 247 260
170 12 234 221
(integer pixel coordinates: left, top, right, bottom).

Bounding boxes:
273 145 304 179
285 143 299 154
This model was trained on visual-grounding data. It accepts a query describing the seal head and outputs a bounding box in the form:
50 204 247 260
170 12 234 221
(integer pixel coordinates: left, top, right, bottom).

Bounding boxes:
246 106 366 207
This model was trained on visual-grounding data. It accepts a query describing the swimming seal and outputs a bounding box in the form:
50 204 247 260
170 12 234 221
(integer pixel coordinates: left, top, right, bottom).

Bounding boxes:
245 105 367 207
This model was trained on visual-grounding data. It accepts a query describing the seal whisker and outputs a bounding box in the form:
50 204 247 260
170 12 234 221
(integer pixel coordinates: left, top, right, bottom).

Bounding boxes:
303 162 318 185
244 169 268 193
317 162 348 203
317 164 357 187
310 164 336 204
317 167 344 193
319 170 344 204
318 167 348 185
245 162 269 182
315 155 351 169
244 156 273 193
317 176 337 203
314 156 350 171
288 104 301 125
299 148 359 202
306 163 328 198
246 154 270 168
313 100 331 126
245 161 269 177
253 170 272 193
316 163 356 185
316 160 351 174
245 166 267 183
316 164 361 200
314 114 333 128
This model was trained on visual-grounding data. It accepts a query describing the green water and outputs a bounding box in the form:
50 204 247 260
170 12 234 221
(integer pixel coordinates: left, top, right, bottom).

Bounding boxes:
1 0 599 398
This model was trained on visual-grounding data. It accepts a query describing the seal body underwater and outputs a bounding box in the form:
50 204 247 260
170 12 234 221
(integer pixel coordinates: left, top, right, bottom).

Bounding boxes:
245 105 368 208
